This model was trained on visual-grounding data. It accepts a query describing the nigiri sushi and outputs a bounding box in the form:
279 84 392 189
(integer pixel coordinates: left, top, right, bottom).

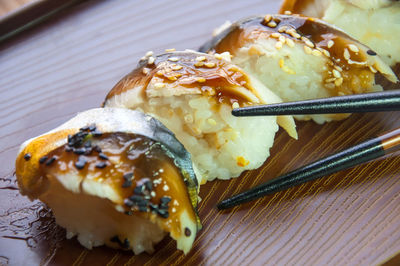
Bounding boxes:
199 14 398 124
279 0 400 66
103 51 297 182
15 108 201 254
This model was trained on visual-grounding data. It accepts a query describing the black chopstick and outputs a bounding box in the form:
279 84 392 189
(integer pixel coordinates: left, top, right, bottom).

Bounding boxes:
218 127 400 210
232 90 400 117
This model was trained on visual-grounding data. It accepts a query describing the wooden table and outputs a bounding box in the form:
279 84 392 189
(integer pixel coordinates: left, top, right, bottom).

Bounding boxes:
1 0 399 265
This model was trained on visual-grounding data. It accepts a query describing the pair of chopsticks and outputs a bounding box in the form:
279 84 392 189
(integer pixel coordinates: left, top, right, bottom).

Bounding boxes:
218 90 400 210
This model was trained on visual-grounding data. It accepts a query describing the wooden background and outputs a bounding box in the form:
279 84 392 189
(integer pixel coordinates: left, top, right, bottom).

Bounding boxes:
0 0 399 265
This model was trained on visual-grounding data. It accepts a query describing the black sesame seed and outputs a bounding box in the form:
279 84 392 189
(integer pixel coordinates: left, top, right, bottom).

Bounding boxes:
124 198 134 207
39 156 48 164
45 156 57 166
122 238 130 249
75 156 86 170
84 147 93 155
73 147 86 155
80 125 90 131
134 185 144 195
123 172 133 180
92 131 103 137
138 206 148 212
124 211 133 216
98 152 109 160
93 145 102 153
367 49 377 56
144 180 153 191
157 209 169 218
24 153 31 161
137 199 148 207
129 195 143 203
149 203 158 211
88 124 97 132
122 180 132 188
185 227 191 237
84 140 92 148
95 162 107 169
160 196 171 205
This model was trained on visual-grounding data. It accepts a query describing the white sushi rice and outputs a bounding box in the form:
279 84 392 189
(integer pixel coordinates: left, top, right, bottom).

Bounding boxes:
130 95 279 182
231 38 382 124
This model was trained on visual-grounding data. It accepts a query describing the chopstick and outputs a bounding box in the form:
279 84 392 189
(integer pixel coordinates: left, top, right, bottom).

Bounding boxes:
0 0 87 44
218 127 400 210
232 90 400 117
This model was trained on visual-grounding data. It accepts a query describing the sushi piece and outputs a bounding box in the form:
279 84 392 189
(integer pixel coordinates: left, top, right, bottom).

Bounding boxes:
199 14 398 124
279 0 400 66
15 108 201 254
104 51 297 182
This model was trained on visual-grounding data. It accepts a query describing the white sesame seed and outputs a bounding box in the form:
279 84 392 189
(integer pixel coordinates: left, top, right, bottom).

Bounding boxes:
333 69 341 78
173 199 179 206
207 118 217 126
267 21 277 28
286 38 295 48
148 56 155 64
304 46 312 54
172 207 176 213
322 49 330 57
327 40 334 48
291 32 301 39
154 82 165 89
168 57 179 62
271 32 280 38
167 75 177 81
151 191 156 198
275 41 283 50
278 26 287 33
197 77 206 83
171 64 183 70
369 65 377 73
194 61 204 67
279 35 286 43
196 56 206 61
302 37 314 48
145 51 153 57
335 77 343 86
163 184 169 191
284 10 292 15
232 102 240 109
153 178 162 185
165 48 176 52
344 49 350 60
214 53 223 60
264 14 272 23
348 44 359 53
334 65 343 72
325 78 336 83
205 62 216 68
312 49 322 57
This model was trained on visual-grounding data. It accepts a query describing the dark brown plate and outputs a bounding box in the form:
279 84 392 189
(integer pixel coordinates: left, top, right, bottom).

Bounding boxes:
0 0 399 265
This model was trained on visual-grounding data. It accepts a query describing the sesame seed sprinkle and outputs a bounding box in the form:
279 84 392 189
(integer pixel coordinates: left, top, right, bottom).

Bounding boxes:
344 49 350 60
147 57 155 64
168 57 179 62
367 49 377 56
278 26 287 33
39 156 48 164
145 51 153 57
264 14 272 23
335 77 343 86
333 69 341 78
286 38 295 48
284 10 292 15
195 56 206 62
304 46 312 54
348 44 359 53
267 21 277 28
275 41 283 50
205 62 216 68
165 48 176 52
327 40 334 48
312 49 322 57
194 61 204 67
271 32 280 38
214 54 223 60
279 35 286 43
154 82 165 89
197 77 206 83
24 153 31 161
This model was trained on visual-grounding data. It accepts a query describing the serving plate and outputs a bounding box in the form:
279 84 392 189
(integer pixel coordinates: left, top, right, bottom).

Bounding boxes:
0 0 399 264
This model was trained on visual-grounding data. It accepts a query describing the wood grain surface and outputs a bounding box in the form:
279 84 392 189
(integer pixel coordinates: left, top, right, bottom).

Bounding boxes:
0 0 399 265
